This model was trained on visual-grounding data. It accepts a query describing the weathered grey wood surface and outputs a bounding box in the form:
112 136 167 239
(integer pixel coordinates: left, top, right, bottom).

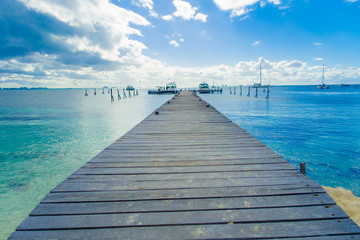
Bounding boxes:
10 91 360 239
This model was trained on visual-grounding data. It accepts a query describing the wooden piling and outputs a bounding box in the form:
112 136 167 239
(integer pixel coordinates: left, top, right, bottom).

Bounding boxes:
247 86 250 97
117 89 121 100
300 162 306 175
110 88 114 102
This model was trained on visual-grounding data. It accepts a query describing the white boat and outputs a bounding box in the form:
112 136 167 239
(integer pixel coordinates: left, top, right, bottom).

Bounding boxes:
148 81 179 94
198 82 211 94
317 65 329 89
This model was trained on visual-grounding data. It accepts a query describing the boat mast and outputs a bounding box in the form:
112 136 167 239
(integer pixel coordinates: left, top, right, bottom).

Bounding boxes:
260 62 262 85
322 64 325 85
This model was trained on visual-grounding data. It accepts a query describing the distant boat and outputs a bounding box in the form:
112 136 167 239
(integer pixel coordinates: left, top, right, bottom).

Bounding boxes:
198 82 211 94
252 62 269 88
340 83 350 87
148 81 179 94
317 65 329 89
126 85 135 91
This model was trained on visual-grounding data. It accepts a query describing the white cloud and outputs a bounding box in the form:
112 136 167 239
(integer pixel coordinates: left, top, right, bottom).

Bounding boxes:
194 13 208 22
149 10 159 18
268 0 281 4
169 40 180 47
162 0 208 22
162 15 173 21
345 0 358 2
18 0 151 63
314 57 324 61
131 0 154 10
213 0 282 18
179 38 185 42
252 41 260 46
313 42 323 47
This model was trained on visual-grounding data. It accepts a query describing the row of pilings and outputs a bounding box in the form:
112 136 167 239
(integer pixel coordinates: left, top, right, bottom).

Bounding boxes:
228 85 270 99
84 87 139 101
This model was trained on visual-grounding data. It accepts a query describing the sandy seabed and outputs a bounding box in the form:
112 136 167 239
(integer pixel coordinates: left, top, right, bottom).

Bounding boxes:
323 186 360 226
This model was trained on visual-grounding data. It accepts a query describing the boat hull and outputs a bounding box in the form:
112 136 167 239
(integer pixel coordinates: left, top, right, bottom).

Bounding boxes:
148 90 180 95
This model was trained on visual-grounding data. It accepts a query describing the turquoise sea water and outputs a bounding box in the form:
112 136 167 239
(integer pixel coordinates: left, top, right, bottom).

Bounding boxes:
0 86 360 239
0 89 172 239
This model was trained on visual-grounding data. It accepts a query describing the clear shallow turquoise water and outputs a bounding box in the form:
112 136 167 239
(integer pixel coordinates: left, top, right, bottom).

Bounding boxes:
0 89 172 239
201 85 360 196
1 86 360 239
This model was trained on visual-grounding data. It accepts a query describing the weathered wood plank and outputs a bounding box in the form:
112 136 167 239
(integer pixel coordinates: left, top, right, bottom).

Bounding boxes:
42 185 326 203
53 176 317 192
17 205 348 230
66 170 301 182
86 157 288 166
30 193 335 216
11 220 360 239
73 163 296 176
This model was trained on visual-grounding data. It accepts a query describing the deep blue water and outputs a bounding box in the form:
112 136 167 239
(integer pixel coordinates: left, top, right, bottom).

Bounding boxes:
1 86 360 239
201 85 360 196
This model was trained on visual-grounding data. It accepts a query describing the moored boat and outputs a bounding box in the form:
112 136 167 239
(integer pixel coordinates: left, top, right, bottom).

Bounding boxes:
126 85 135 91
198 82 211 94
148 82 180 94
317 65 329 89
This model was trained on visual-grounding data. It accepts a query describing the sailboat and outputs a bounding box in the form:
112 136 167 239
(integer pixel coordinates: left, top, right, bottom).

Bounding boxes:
317 64 329 89
252 62 269 88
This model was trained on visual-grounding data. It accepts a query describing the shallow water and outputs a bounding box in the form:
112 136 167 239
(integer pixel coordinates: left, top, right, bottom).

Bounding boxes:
0 89 171 239
1 86 360 239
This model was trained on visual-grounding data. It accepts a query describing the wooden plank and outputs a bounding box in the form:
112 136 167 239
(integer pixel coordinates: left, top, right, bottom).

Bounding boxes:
73 163 296 175
66 170 301 182
30 193 335 216
53 176 318 193
84 159 288 167
17 205 349 230
42 185 326 203
11 220 360 239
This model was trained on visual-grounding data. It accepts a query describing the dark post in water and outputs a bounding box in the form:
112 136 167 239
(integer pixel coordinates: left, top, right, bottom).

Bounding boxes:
110 88 114 102
300 162 306 175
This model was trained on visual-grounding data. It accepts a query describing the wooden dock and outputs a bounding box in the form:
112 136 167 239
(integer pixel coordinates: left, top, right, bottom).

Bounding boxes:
10 91 360 239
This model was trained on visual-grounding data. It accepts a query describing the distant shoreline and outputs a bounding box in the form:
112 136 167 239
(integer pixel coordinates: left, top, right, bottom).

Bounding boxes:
0 84 358 90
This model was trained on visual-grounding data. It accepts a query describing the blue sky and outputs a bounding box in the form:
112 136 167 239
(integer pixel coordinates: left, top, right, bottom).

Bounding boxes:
0 0 360 87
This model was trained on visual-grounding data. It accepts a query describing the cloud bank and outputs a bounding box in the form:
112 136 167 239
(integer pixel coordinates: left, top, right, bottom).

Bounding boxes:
0 0 359 88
